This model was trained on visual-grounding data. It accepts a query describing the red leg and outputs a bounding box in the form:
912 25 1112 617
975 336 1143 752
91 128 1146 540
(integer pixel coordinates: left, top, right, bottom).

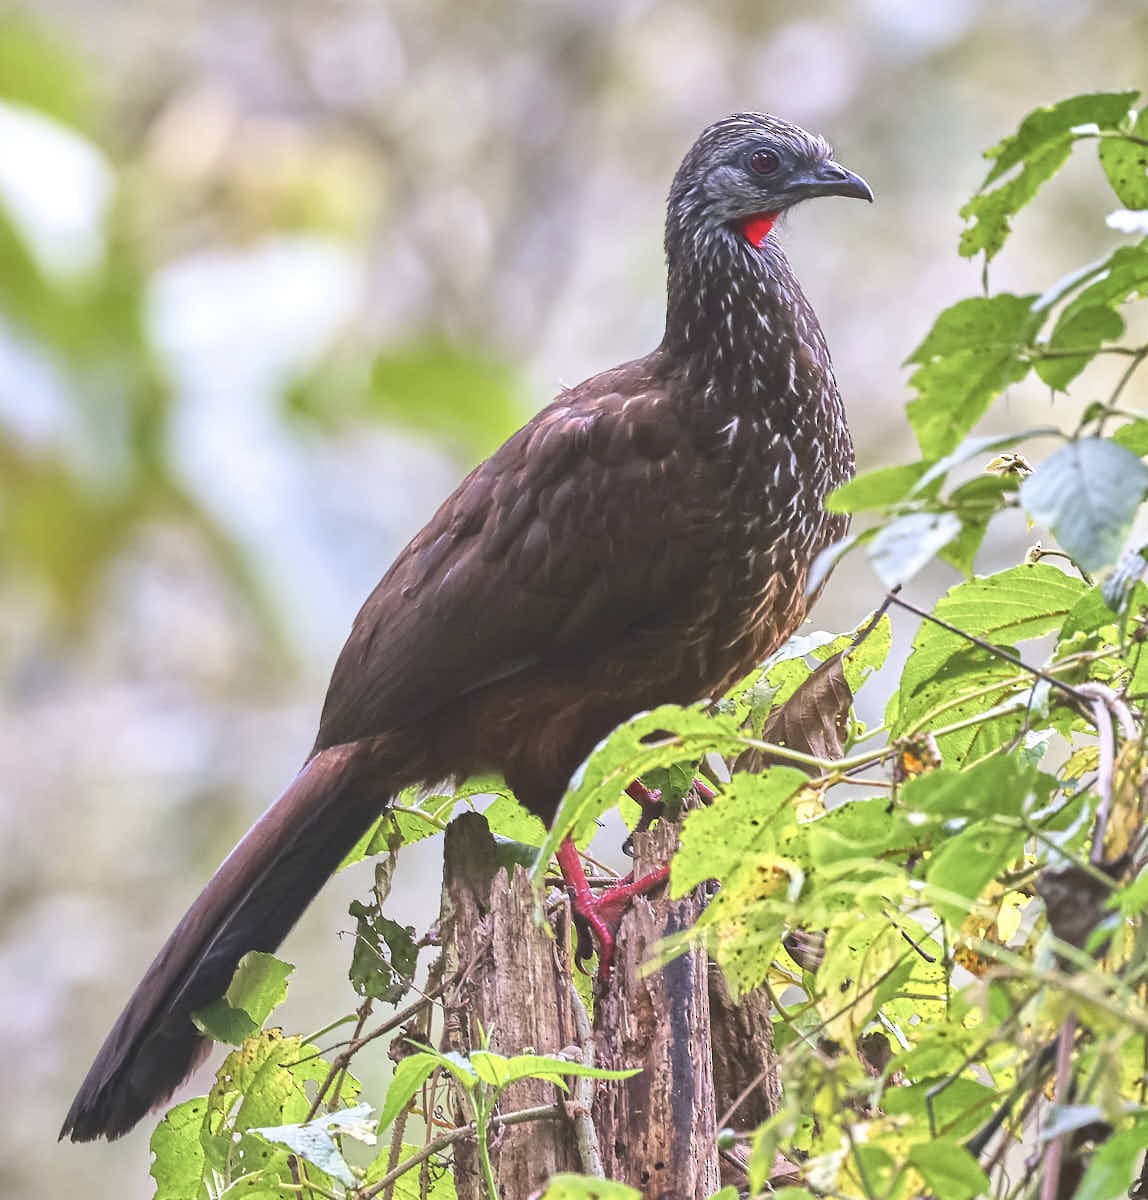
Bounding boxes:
555 836 669 979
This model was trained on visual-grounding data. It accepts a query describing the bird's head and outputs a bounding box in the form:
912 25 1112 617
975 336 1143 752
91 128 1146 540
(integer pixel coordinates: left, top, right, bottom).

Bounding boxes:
667 113 872 251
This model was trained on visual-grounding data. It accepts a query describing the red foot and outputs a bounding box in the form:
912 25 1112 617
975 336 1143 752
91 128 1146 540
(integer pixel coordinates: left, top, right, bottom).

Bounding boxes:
555 837 669 980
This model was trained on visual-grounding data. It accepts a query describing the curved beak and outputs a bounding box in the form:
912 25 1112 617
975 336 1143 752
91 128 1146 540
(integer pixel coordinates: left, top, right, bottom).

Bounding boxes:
787 159 874 204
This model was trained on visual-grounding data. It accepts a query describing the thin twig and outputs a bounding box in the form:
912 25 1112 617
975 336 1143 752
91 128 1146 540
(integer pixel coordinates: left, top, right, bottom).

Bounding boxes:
885 591 1086 704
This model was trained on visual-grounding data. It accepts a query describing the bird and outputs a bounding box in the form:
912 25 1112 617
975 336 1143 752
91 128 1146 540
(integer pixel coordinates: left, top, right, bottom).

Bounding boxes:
61 112 871 1143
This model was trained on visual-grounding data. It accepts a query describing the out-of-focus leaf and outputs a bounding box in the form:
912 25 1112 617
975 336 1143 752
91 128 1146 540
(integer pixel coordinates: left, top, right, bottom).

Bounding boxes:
1021 438 1148 572
287 337 525 462
0 19 99 130
868 510 962 587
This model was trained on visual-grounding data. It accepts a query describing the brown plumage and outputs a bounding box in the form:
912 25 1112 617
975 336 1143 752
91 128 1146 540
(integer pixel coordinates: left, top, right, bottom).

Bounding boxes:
62 113 870 1142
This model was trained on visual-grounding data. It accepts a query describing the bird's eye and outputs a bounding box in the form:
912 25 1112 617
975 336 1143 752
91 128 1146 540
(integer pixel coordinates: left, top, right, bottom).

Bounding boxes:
749 148 781 176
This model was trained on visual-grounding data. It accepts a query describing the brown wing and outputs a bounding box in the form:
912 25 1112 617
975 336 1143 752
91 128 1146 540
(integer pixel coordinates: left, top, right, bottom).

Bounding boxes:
313 357 716 752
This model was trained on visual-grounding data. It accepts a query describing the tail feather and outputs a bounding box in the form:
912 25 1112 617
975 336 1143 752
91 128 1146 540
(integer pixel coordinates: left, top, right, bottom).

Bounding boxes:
61 740 394 1142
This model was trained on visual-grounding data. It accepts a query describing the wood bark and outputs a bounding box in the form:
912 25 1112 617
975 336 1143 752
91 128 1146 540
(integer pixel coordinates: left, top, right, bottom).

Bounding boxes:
440 812 581 1198
438 811 779 1199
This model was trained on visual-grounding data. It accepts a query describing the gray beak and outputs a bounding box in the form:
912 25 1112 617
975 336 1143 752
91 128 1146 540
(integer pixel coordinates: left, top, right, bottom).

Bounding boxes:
787 159 874 204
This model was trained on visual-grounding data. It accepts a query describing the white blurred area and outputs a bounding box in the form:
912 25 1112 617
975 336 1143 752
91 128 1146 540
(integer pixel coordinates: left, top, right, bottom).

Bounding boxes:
0 2 1145 1197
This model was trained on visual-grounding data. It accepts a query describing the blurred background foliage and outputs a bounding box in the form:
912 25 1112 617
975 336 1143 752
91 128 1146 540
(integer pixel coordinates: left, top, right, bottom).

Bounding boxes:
0 2 1145 1198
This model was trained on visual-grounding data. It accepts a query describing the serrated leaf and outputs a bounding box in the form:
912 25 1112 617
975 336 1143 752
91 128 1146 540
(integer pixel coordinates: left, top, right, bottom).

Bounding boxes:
194 953 293 1045
348 900 419 1003
905 297 1042 457
982 92 1138 184
1099 109 1148 208
673 769 808 896
907 294 1043 363
1035 304 1126 389
962 139 1074 260
868 511 962 586
1021 438 1148 571
962 93 1138 261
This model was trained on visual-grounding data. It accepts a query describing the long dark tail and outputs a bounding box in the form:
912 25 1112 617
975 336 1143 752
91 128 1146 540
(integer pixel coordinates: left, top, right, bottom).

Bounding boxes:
61 738 399 1142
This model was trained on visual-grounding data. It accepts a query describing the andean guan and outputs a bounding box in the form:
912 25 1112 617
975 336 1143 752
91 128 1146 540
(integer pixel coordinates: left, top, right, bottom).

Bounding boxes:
62 112 871 1143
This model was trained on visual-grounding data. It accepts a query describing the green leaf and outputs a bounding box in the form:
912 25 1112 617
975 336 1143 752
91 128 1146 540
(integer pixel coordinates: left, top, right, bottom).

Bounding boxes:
469 1050 637 1091
364 1141 458 1197
348 901 419 1003
907 294 1043 363
961 139 1073 260
888 565 1084 757
193 953 294 1046
288 337 525 463
938 475 1020 575
927 821 1028 926
1062 241 1148 318
482 793 548 845
673 769 809 896
378 1053 443 1131
962 93 1138 261
538 1177 641 1200
905 295 1042 457
1021 438 1148 571
907 1136 991 1200
883 1077 996 1139
1113 417 1148 457
150 1097 210 1200
1099 109 1148 208
982 92 1138 185
1035 305 1126 390
825 463 931 513
868 511 962 587
532 705 748 886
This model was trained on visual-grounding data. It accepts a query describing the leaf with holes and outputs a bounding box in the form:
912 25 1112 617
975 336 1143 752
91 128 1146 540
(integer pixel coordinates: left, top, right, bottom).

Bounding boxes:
1099 109 1148 208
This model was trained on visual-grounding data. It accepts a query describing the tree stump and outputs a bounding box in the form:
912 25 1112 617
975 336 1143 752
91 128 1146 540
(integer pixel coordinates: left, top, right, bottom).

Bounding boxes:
438 811 779 1198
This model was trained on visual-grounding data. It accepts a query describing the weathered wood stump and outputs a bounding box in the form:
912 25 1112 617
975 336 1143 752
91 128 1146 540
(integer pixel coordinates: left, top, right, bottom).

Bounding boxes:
437 811 778 1199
